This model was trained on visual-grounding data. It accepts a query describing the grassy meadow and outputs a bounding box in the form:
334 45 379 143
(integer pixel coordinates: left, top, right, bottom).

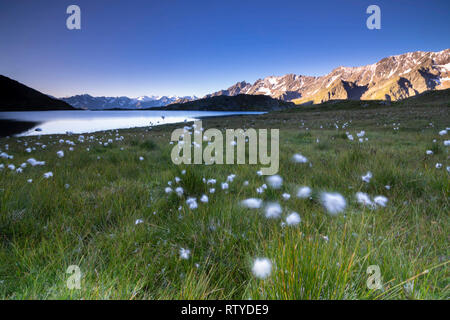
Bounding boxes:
0 95 449 299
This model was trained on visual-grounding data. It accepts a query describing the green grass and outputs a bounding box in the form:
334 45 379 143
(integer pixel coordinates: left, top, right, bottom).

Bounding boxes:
0 100 448 299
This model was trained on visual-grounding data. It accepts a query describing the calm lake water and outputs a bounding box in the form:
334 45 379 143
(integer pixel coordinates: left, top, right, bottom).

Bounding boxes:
0 110 265 136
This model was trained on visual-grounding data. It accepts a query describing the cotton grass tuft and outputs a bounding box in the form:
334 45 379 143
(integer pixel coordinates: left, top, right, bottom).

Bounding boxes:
241 198 263 209
320 192 346 215
296 186 312 198
266 175 283 189
286 212 301 226
252 258 272 279
264 202 282 218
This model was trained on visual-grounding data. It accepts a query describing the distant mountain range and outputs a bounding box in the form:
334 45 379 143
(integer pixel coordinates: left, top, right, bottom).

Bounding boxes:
60 94 199 110
1 49 449 112
0 75 74 111
206 49 450 104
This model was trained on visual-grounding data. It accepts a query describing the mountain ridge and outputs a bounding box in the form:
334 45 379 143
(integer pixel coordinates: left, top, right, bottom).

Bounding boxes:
0 75 74 111
61 94 199 110
206 49 450 104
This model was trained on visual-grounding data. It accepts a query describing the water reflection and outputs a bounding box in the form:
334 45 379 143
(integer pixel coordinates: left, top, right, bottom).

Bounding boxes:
0 110 264 136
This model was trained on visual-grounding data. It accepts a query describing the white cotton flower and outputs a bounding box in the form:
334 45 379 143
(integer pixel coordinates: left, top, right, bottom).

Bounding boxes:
356 192 374 208
27 158 45 166
139 156 144 161
221 182 229 190
265 202 282 219
286 212 301 226
165 187 173 194
207 178 216 184
243 180 249 186
43 172 53 179
256 170 263 176
320 192 346 215
282 193 291 200
444 140 450 146
181 169 186 175
227 174 236 182
241 198 262 209
435 163 442 169
361 171 372 183
209 188 215 193
385 185 391 190
446 166 450 173
252 258 272 279
292 153 308 163
179 248 191 259
27 179 32 183
175 176 181 183
373 196 388 207
426 150 433 155
57 150 64 158
16 167 23 173
25 147 32 153
135 219 144 225
438 129 447 136
200 194 209 203
357 130 365 137
347 134 354 141
266 175 283 189
175 187 184 197
296 186 312 198
0 164 4 170
186 197 198 209
8 164 15 170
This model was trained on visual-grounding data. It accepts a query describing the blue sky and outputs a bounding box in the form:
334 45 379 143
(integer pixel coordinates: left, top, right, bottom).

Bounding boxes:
0 0 449 98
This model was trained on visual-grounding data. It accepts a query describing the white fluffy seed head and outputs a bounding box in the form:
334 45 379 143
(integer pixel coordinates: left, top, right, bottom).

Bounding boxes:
282 193 291 200
175 187 184 197
241 198 263 209
296 186 312 198
266 175 283 189
361 171 372 183
321 192 346 215
165 187 173 194
356 192 374 208
186 197 198 209
252 258 272 279
292 153 308 163
265 202 282 219
286 212 301 226
373 196 388 207
179 248 191 259
43 172 53 179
